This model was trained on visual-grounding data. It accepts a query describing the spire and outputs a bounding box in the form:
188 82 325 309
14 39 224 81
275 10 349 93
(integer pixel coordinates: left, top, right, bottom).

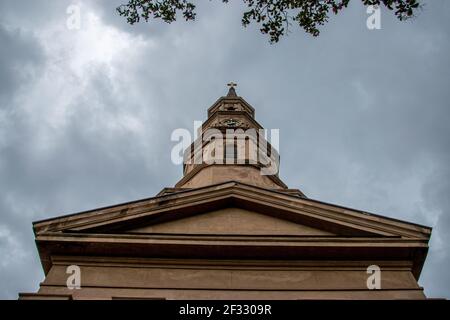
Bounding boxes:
227 82 238 97
176 85 288 191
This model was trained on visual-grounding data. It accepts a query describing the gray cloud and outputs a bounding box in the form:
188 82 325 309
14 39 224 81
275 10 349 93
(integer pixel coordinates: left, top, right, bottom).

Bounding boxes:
0 25 44 104
0 0 449 299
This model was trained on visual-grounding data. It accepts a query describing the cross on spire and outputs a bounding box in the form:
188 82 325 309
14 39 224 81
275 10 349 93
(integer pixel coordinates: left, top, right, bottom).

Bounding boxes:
226 82 238 97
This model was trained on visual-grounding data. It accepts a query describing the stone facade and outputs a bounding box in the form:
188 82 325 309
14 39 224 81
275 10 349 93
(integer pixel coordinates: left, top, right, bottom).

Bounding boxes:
19 86 431 300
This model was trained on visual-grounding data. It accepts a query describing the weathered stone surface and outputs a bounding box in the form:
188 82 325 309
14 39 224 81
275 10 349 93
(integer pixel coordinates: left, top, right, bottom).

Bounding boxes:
20 88 432 300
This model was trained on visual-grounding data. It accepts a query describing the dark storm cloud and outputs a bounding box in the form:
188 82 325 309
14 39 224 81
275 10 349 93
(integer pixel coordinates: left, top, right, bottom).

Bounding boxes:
0 0 449 299
0 24 44 103
0 19 48 297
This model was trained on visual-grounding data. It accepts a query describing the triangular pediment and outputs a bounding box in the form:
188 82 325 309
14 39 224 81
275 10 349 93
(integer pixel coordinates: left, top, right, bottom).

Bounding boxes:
33 181 431 240
32 181 432 278
127 207 335 236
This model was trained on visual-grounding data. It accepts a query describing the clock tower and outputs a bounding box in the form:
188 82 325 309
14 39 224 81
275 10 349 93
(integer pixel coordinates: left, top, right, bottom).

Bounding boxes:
20 85 431 300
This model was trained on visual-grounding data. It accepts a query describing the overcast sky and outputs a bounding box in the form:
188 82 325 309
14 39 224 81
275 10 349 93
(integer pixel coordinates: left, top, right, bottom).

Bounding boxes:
0 0 449 299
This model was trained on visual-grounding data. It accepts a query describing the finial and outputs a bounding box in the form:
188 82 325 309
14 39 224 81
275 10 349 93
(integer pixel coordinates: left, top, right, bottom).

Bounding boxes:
226 82 238 97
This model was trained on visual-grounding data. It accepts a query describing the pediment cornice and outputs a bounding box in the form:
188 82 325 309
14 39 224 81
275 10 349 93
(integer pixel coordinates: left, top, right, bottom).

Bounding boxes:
34 182 431 240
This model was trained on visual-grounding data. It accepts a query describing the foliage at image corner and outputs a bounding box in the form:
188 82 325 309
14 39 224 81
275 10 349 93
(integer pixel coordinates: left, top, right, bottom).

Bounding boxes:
116 0 422 43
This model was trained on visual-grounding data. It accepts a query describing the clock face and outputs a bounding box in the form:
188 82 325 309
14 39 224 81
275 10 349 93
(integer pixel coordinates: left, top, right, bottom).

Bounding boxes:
224 119 239 127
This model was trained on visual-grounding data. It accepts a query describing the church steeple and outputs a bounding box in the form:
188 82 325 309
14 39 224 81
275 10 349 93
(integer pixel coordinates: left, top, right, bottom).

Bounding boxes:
20 83 432 301
175 84 288 190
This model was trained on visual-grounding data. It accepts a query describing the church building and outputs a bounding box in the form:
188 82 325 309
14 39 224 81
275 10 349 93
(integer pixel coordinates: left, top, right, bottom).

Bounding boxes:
19 85 432 300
